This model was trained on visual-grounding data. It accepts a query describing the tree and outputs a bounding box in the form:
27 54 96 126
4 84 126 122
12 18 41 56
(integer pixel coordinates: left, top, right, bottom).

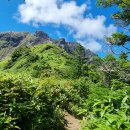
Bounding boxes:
99 54 130 85
100 55 118 85
97 0 130 56
73 44 88 77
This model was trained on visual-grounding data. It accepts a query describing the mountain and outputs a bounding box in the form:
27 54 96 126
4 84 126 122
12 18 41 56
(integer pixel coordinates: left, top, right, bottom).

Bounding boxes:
1 31 129 130
3 43 76 78
0 30 96 62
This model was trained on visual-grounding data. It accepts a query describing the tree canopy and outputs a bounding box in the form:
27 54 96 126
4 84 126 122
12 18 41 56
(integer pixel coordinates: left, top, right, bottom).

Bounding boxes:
97 0 130 57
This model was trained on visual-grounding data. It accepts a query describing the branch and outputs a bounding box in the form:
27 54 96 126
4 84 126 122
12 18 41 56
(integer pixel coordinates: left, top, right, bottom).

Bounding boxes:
122 45 130 51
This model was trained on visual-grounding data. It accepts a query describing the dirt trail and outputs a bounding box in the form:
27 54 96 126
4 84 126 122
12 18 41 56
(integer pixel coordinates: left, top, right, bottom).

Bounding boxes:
64 112 81 130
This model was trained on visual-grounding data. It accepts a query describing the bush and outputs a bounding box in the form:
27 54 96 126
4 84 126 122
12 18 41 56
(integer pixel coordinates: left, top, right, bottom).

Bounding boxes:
0 73 65 130
81 83 130 130
5 47 30 69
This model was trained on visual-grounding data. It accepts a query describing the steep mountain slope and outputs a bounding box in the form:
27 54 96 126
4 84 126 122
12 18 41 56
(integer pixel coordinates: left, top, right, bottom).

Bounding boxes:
3 43 76 78
0 31 95 62
1 32 130 130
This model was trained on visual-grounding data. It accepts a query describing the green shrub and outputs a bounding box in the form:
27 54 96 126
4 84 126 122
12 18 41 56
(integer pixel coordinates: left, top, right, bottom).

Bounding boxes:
0 73 65 130
81 83 130 130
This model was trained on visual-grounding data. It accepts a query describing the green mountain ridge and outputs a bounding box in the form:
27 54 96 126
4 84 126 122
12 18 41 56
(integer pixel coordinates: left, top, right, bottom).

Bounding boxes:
3 43 76 78
0 31 96 63
0 33 130 130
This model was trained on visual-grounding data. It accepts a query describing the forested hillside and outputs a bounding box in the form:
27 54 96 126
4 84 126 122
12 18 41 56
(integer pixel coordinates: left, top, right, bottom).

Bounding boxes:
0 41 130 130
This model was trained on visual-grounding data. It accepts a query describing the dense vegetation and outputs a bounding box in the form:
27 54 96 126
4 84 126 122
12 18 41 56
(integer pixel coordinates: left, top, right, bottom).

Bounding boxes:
0 42 130 130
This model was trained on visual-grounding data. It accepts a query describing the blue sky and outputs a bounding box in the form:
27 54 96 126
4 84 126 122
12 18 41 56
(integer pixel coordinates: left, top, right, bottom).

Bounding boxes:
0 0 118 56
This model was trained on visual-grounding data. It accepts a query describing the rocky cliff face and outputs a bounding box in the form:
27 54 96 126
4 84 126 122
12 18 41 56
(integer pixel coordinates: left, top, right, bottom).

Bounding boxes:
0 31 96 61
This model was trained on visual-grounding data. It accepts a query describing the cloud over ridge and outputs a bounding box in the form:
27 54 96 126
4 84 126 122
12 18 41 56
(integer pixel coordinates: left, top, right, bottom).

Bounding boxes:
18 0 117 52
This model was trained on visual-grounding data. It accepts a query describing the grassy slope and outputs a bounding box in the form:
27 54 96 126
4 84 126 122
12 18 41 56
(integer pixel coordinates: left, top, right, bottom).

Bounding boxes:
0 43 76 79
1 43 130 130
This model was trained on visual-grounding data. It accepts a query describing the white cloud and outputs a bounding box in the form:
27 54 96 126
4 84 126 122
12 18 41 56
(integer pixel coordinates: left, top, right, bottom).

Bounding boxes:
78 39 102 52
56 31 62 38
17 0 117 52
18 0 86 24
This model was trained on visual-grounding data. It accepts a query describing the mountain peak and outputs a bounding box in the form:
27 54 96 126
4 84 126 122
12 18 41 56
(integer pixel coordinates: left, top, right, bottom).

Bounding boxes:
35 30 49 38
0 31 96 62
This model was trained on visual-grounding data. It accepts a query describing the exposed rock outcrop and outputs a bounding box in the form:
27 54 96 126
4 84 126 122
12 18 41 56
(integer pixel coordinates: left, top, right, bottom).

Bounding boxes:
0 30 96 62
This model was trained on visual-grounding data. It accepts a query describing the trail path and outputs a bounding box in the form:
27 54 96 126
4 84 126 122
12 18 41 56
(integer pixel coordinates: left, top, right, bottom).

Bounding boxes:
64 112 81 130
